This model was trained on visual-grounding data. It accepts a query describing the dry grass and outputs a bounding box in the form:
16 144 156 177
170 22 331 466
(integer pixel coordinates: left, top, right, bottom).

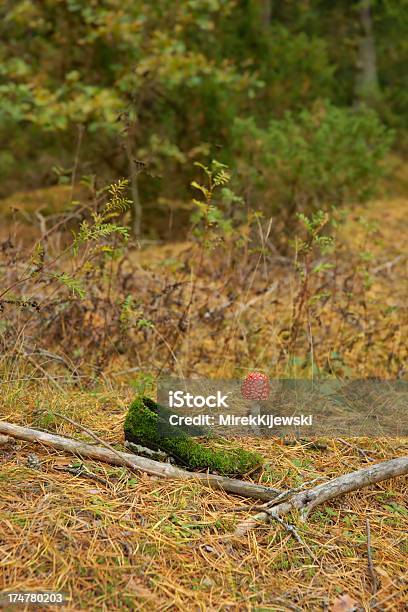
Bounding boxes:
0 185 86 219
0 189 407 610
0 382 407 611
1 195 406 381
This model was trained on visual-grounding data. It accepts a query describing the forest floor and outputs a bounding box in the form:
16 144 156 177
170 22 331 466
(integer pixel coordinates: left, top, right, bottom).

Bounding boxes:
1 388 407 611
0 186 407 610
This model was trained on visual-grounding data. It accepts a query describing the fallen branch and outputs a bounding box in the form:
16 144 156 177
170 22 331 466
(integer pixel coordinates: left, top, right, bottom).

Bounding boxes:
274 515 318 562
221 477 328 516
54 464 111 488
338 437 377 462
0 420 281 502
2 419 406 528
125 440 169 462
235 456 408 535
52 410 139 473
365 518 378 601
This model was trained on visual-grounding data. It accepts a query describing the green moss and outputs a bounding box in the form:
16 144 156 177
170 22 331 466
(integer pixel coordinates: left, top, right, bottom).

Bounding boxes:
124 397 263 477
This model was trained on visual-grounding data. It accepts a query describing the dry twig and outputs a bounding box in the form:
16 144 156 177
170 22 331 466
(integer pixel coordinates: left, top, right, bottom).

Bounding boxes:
338 437 377 462
0 434 11 446
274 515 318 561
235 456 408 535
365 518 378 600
0 420 283 501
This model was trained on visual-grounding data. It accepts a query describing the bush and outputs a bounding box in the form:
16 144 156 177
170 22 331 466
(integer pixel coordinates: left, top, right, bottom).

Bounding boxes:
232 103 394 220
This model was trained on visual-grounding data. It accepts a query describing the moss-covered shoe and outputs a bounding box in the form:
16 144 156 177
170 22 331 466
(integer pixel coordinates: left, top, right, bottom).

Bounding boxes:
124 397 263 477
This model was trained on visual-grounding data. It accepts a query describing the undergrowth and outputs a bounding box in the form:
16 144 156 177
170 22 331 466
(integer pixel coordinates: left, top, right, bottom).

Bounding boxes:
0 167 406 610
0 161 406 381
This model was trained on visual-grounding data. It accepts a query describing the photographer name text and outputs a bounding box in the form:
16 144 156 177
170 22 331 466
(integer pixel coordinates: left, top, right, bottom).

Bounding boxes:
168 414 313 428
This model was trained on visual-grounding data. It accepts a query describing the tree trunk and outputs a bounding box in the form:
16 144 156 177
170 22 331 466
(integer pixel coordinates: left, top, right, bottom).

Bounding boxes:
261 0 271 27
355 0 380 107
125 133 142 238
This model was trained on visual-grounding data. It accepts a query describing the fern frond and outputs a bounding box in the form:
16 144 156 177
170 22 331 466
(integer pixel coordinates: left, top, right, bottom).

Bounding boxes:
52 272 86 299
119 294 134 325
213 169 231 186
191 180 210 200
103 179 131 216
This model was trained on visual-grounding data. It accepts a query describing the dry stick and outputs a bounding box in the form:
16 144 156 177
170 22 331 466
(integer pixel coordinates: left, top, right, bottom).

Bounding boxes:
338 437 377 462
25 356 66 394
262 477 326 508
2 419 408 543
54 464 110 487
219 478 327 515
235 456 408 536
69 124 84 206
274 515 318 562
365 518 378 599
0 420 282 502
52 411 139 473
257 478 325 559
372 254 404 274
371 590 403 610
235 280 278 316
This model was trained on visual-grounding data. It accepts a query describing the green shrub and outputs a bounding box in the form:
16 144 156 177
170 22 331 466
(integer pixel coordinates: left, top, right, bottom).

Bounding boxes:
233 103 394 219
124 397 263 477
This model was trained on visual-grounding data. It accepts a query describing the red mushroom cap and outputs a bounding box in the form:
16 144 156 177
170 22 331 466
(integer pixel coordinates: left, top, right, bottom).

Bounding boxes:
241 371 270 400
